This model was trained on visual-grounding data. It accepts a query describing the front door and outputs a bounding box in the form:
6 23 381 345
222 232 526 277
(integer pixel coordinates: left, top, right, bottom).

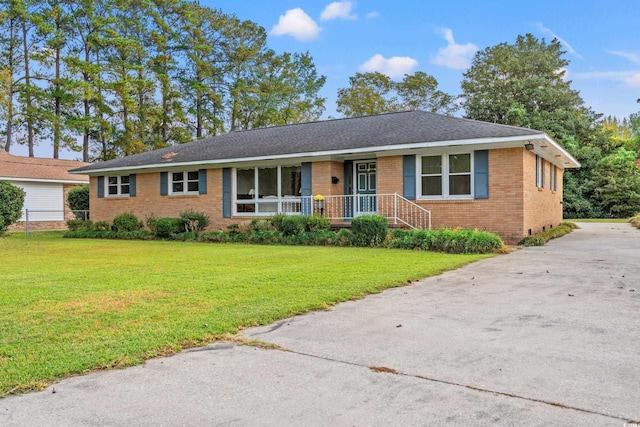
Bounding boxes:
354 160 377 216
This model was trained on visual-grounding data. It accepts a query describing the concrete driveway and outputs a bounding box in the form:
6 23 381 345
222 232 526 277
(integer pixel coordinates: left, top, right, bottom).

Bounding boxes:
2 222 639 426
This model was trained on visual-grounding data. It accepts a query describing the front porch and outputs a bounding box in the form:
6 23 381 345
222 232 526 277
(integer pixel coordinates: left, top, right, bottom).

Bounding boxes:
279 193 432 230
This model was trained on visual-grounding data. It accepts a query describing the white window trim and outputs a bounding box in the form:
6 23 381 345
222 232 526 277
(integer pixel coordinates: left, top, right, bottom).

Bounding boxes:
417 151 474 200
169 170 199 195
550 164 557 191
232 165 302 216
106 175 130 197
536 155 547 188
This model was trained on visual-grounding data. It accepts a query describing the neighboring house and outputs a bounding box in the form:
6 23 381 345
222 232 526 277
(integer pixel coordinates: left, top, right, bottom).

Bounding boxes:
70 111 579 243
0 151 89 230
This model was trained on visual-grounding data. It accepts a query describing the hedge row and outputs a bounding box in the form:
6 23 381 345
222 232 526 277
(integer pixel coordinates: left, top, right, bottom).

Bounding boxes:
65 213 504 254
521 222 576 246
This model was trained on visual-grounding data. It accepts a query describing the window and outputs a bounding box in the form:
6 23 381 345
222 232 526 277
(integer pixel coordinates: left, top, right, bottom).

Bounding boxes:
536 155 546 188
107 175 130 196
234 165 302 215
550 165 558 191
170 171 199 194
419 153 472 198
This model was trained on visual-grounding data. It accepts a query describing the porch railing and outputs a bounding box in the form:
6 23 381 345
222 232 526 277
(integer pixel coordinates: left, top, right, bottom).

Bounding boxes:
280 193 431 230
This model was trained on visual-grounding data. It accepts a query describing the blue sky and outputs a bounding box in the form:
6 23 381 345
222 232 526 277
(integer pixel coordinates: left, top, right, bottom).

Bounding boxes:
15 0 640 159
209 0 640 120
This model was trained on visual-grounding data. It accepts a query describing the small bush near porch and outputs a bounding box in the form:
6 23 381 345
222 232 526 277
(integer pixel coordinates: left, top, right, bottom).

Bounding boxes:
0 232 491 396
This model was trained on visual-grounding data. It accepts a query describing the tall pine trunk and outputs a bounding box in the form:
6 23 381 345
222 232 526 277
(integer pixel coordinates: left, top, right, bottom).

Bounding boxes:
21 20 34 157
82 43 90 162
53 44 61 159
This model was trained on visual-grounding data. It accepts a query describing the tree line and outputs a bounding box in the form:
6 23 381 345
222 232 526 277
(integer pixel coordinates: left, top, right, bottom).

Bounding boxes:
0 0 325 161
335 34 640 218
1 1 638 218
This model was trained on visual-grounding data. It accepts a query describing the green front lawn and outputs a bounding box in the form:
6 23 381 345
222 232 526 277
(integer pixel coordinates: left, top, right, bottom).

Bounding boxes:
567 218 631 223
0 232 491 396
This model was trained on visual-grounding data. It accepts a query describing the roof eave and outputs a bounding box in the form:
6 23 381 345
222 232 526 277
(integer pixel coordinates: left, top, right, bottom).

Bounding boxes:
71 134 550 175
1 176 89 184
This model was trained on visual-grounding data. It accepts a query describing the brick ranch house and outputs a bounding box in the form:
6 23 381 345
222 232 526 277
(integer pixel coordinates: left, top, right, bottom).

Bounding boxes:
1 151 89 230
70 111 579 244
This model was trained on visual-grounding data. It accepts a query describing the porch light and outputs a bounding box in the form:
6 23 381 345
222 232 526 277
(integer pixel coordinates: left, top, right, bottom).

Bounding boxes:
331 176 340 184
524 143 534 151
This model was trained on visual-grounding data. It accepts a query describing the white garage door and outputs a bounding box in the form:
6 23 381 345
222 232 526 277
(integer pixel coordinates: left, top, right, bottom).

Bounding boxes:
12 181 64 221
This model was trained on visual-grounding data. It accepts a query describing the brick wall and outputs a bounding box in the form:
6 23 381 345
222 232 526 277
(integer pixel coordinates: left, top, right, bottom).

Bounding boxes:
377 156 403 195
90 170 239 231
401 149 527 243
522 152 564 236
311 161 344 196
389 148 563 244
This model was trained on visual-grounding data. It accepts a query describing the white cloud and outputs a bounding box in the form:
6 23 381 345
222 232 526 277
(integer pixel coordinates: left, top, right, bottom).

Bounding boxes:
624 73 640 87
431 28 477 70
572 71 635 80
571 69 640 88
536 22 582 59
609 50 640 65
359 54 418 78
271 8 321 41
320 1 357 21
366 11 379 19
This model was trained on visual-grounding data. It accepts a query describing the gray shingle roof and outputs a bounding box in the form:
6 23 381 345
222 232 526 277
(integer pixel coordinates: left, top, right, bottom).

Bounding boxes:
72 110 543 173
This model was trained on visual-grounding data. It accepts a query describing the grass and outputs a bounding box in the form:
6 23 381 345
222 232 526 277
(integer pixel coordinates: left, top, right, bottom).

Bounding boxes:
568 218 631 223
0 231 491 396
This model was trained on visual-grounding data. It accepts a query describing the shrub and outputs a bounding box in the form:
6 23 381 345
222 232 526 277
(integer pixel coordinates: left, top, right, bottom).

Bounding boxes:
112 212 142 232
279 215 306 236
351 214 388 247
145 213 158 233
67 185 89 219
155 217 181 238
116 230 154 240
386 229 434 250
305 215 331 232
335 228 353 247
522 235 546 246
432 228 464 253
462 230 503 253
283 231 316 246
248 230 280 244
179 210 210 233
311 230 337 246
199 231 230 243
385 228 502 254
251 218 275 232
66 219 84 231
94 221 110 231
0 180 25 233
629 213 640 229
521 224 574 246
174 231 197 241
66 219 94 232
267 214 282 231
64 229 154 240
229 231 247 243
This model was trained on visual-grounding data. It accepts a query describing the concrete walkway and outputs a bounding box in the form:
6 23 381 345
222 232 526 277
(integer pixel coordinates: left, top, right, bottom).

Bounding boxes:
2 223 639 426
